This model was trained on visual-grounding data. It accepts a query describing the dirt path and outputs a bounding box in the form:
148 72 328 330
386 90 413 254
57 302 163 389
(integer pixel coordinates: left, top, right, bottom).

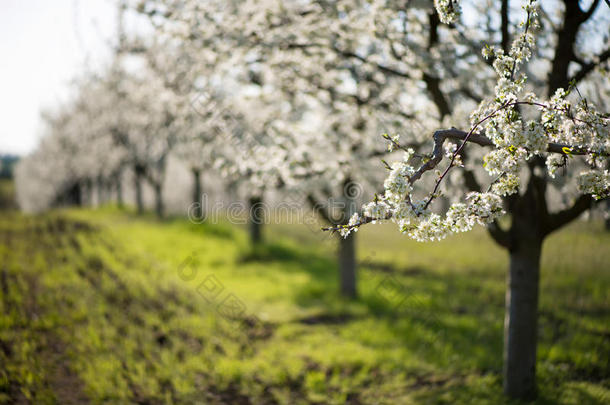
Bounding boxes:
0 216 90 404
35 329 90 404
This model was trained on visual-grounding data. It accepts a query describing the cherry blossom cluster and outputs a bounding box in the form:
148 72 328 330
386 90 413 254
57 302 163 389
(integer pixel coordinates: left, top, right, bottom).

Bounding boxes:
434 0 461 24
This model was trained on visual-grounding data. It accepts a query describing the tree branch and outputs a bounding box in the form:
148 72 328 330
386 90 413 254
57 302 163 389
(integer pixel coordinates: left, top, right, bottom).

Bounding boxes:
501 0 510 54
487 220 511 248
544 194 596 236
423 73 452 118
568 48 610 85
547 0 601 94
307 194 335 225
425 11 452 118
430 128 607 156
333 47 411 79
580 0 601 22
323 125 607 235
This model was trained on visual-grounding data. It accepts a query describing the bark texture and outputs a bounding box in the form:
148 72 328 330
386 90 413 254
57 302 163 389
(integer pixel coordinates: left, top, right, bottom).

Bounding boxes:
504 220 542 399
85 179 93 206
134 165 145 215
338 232 357 298
192 169 202 220
116 175 124 208
96 177 104 206
606 200 610 231
153 182 164 219
339 179 358 298
500 159 548 399
249 196 264 244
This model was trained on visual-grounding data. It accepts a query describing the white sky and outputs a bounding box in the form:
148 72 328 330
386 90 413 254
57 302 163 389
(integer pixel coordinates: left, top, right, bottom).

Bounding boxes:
0 0 117 156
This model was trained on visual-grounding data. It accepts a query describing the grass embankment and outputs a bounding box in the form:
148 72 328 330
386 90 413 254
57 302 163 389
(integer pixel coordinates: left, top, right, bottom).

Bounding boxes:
0 207 608 404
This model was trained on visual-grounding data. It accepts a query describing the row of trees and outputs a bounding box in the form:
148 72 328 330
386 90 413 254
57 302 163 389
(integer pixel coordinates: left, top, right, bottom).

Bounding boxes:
15 0 609 399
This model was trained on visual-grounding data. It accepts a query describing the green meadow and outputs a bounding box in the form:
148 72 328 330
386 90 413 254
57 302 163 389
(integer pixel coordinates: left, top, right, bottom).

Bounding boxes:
0 205 608 404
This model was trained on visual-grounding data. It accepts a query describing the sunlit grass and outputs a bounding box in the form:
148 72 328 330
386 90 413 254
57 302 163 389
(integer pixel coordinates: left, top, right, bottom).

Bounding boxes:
0 207 608 404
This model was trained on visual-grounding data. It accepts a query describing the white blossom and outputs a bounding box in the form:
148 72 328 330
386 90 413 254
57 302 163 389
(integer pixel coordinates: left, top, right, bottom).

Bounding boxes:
578 170 610 200
434 0 461 24
362 201 389 221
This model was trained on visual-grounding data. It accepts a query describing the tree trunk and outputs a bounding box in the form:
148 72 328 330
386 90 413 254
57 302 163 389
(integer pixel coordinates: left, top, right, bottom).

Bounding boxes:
154 182 164 219
105 181 112 204
116 175 124 208
503 223 542 399
248 196 264 244
134 166 144 215
68 182 82 206
85 179 93 206
338 233 357 298
338 179 358 298
605 200 610 231
96 177 104 206
192 169 202 220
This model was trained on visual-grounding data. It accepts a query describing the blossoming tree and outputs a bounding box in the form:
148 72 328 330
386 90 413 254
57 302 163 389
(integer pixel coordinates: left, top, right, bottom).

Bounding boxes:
324 0 609 398
15 74 127 212
182 0 425 296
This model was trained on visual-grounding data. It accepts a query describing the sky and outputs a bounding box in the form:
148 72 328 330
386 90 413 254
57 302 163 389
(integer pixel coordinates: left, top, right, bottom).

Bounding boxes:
0 0 117 156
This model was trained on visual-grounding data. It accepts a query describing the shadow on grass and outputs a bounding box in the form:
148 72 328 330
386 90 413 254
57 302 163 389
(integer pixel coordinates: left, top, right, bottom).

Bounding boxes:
237 242 306 263
243 240 609 403
411 376 610 405
178 220 235 240
236 240 505 373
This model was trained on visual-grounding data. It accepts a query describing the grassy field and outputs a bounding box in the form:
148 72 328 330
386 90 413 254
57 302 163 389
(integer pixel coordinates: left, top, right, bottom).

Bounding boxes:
0 205 608 404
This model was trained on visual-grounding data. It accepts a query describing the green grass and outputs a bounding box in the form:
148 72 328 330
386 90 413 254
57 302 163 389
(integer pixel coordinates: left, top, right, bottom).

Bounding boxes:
0 206 608 404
